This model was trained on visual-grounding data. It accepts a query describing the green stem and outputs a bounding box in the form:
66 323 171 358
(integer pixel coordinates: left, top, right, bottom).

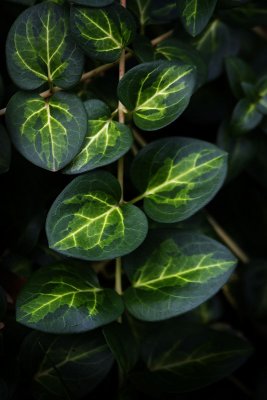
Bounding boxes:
128 193 145 204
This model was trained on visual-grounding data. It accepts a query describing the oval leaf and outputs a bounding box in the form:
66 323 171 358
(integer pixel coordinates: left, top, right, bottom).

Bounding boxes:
230 98 262 135
46 171 148 260
70 4 136 62
6 91 87 171
124 231 237 321
118 61 196 131
16 263 124 333
177 0 218 37
0 125 11 174
20 330 114 398
64 99 133 174
6 2 84 90
130 137 227 223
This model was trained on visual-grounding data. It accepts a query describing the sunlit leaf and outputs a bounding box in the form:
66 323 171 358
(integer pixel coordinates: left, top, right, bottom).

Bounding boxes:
6 2 84 90
131 137 227 222
46 171 148 260
118 61 197 130
16 263 124 333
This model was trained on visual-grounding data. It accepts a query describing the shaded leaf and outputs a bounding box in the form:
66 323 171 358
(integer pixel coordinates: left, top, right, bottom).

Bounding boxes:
124 231 236 321
0 286 7 320
46 171 148 260
16 263 124 333
70 4 136 62
230 98 262 135
225 56 256 99
0 124 11 174
130 137 227 222
70 0 113 5
6 91 87 171
64 99 133 174
118 61 196 130
128 0 152 27
177 0 218 37
132 34 155 63
6 2 84 90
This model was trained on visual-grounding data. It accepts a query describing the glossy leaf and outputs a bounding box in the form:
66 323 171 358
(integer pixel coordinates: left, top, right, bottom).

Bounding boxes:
225 56 256 99
64 99 133 175
6 91 87 171
177 0 218 37
155 38 207 88
6 2 84 90
70 4 136 62
46 171 148 260
124 231 236 321
131 323 252 393
20 330 114 398
131 137 227 222
16 263 124 333
231 98 262 135
70 0 113 5
0 125 11 174
118 61 197 130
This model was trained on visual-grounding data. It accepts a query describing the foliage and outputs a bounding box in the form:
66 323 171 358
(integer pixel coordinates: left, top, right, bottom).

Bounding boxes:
1 0 267 398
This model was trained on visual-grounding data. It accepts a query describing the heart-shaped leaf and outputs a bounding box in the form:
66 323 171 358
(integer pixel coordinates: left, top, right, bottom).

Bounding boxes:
16 263 124 333
6 2 84 90
46 171 148 260
0 125 11 174
64 99 133 174
130 137 227 222
70 4 136 62
5 91 87 171
118 61 196 130
124 231 237 321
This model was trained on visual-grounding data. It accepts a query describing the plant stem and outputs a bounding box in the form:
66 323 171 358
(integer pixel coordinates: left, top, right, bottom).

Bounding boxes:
150 29 174 46
133 128 147 147
115 257 123 295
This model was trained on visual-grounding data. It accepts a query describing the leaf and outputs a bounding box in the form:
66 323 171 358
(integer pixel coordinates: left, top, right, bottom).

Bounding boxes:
16 263 124 333
0 125 11 174
19 330 114 399
123 231 236 321
132 34 155 63
46 171 148 260
130 137 227 223
131 322 252 393
118 61 197 131
150 0 179 23
220 2 267 27
255 75 267 115
5 91 87 171
6 2 84 90
70 0 114 6
155 38 207 88
70 4 136 62
0 286 7 320
63 99 133 175
103 321 139 373
230 98 262 135
128 0 153 27
225 56 256 99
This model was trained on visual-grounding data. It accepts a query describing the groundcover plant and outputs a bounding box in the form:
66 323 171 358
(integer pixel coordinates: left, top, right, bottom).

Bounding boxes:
1 0 267 398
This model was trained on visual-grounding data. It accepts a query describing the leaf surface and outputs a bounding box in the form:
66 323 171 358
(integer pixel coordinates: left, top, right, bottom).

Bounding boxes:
0 125 11 174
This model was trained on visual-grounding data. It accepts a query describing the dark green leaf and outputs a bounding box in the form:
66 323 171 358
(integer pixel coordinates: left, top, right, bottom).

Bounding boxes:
155 38 207 87
6 2 84 90
6 91 87 171
230 98 262 135
46 171 148 260
103 321 139 373
16 263 124 333
131 323 252 393
0 286 7 320
220 2 267 27
0 124 11 174
255 75 267 115
128 0 152 27
149 0 178 22
63 99 133 174
70 0 113 6
124 231 236 321
20 330 113 398
118 61 197 130
225 56 256 99
132 34 155 63
130 137 227 222
70 4 136 62
177 0 218 37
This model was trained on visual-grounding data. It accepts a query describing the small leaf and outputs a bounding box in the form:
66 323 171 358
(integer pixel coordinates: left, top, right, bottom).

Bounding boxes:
20 330 114 398
46 171 148 260
6 2 84 90
16 263 124 333
0 125 11 174
63 99 133 175
70 0 113 6
70 4 136 62
255 75 267 115
230 98 262 135
124 231 236 321
131 137 227 222
155 38 207 88
118 61 197 131
131 322 252 393
177 0 218 37
6 91 87 171
225 56 256 99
